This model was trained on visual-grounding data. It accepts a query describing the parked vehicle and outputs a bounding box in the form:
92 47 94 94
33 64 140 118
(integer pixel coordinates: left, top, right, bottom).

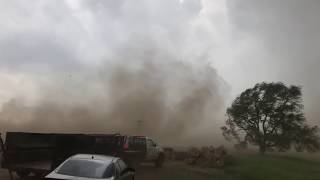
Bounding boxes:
0 132 164 179
45 154 135 180
123 136 165 167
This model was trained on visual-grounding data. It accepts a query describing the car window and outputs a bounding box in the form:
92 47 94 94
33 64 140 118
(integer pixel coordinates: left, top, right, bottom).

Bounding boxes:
57 159 112 178
103 163 115 178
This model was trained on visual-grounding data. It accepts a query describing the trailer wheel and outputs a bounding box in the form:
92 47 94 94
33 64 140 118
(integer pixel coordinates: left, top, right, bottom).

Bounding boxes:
16 171 30 178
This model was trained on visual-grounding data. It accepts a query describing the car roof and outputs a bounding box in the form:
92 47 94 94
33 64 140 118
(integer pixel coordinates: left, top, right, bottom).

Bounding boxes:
69 154 119 164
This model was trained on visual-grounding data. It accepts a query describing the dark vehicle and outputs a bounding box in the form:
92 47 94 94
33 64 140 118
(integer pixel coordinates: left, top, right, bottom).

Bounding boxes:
0 132 164 179
45 154 135 180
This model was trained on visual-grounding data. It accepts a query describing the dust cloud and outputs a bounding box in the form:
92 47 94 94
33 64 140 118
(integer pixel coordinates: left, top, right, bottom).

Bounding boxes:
0 0 231 146
0 46 227 146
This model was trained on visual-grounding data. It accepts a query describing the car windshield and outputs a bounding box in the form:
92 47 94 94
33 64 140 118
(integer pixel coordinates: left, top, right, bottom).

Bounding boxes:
57 159 113 179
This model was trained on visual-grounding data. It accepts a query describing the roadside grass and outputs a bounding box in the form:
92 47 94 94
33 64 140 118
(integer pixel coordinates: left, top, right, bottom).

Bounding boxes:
206 152 320 180
137 153 320 180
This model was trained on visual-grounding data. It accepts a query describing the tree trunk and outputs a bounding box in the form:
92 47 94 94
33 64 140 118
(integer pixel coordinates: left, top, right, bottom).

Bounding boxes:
259 144 266 155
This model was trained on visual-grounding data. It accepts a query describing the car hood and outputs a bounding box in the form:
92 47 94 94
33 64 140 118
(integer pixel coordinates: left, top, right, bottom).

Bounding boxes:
46 172 114 180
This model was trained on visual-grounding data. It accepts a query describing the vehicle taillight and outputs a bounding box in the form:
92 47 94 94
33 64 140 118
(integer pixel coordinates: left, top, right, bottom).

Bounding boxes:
123 143 129 150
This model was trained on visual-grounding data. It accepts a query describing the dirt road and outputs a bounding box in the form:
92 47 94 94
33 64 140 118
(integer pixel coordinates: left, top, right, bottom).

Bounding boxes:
0 162 213 180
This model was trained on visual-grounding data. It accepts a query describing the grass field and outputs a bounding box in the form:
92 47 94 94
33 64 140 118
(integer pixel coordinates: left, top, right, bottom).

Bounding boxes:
137 152 320 180
200 153 320 180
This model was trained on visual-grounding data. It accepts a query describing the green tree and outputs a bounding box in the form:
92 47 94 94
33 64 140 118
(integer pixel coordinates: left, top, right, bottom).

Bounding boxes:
221 82 320 154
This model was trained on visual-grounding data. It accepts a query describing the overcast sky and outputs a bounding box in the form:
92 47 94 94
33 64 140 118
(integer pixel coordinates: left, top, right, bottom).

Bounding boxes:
0 0 320 138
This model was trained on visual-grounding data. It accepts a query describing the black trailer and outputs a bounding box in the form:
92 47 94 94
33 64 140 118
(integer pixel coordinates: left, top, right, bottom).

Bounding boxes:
0 132 127 179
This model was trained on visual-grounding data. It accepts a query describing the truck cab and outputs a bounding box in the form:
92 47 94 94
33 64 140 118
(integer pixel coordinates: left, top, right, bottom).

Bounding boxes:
122 136 165 167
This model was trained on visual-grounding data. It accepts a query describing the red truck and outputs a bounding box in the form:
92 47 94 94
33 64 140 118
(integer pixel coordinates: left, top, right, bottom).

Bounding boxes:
0 132 165 179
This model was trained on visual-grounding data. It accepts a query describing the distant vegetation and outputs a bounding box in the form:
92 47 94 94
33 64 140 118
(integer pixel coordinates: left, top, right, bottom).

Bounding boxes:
222 82 320 154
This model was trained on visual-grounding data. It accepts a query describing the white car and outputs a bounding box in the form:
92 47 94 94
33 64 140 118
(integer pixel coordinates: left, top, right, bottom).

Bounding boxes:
45 154 135 180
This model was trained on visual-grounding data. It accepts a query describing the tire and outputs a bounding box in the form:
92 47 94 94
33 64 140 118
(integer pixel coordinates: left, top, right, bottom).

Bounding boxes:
16 171 30 178
155 154 165 168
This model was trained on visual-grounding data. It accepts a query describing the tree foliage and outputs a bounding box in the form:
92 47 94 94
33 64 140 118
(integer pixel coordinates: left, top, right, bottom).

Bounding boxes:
221 82 320 154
